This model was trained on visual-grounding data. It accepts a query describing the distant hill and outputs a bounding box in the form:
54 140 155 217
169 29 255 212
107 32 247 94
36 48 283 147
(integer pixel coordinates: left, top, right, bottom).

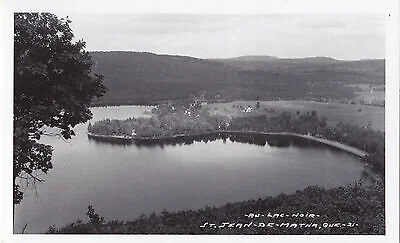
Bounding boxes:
213 55 384 78
89 51 384 105
216 55 279 62
90 51 237 104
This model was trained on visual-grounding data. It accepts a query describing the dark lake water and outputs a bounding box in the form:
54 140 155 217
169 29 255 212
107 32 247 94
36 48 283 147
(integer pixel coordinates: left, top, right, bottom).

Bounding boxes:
14 106 366 233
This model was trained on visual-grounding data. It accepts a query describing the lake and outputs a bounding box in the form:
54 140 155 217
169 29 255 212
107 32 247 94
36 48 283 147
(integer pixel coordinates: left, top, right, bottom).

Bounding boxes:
14 105 367 233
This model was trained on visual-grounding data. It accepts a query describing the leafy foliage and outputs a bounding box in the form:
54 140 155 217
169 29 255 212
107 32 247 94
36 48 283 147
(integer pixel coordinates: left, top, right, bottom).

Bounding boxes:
13 13 106 204
87 204 105 225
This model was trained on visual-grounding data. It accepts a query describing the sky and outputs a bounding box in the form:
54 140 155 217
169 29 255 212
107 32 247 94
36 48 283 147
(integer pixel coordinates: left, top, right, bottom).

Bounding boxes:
58 14 384 60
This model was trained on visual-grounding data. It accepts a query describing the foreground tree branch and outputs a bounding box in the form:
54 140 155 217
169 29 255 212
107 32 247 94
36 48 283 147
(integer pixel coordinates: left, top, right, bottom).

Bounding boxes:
13 13 106 205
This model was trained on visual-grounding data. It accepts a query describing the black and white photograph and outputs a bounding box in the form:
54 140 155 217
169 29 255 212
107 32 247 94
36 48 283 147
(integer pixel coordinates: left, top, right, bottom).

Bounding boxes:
1 0 399 242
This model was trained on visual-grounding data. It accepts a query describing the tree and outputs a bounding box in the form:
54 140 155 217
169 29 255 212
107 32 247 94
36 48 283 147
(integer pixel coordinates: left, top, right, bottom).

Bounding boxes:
13 13 106 204
87 204 105 225
311 110 317 117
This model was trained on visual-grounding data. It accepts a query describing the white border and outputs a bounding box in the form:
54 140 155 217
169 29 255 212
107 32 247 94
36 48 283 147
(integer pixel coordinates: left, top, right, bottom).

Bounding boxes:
0 0 393 14
1 0 398 243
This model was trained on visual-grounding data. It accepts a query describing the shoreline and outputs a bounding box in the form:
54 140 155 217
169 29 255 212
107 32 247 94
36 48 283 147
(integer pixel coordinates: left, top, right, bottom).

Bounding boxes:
89 99 385 109
87 130 368 158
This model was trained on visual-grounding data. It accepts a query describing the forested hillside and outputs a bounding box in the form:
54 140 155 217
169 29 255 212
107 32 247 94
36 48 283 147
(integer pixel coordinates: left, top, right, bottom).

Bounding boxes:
214 56 384 82
90 51 236 104
90 52 384 105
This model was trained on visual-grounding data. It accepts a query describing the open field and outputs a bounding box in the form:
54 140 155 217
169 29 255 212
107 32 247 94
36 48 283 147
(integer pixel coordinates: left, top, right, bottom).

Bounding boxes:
346 83 385 106
204 100 384 131
354 90 385 104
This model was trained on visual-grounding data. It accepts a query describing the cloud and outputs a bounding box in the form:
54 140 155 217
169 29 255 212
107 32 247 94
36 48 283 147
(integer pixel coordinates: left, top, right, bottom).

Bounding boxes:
67 13 385 59
297 19 348 29
296 14 384 31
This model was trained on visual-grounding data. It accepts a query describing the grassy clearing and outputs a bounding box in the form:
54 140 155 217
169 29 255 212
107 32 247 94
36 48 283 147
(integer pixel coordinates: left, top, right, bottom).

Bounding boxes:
204 100 384 131
347 83 385 106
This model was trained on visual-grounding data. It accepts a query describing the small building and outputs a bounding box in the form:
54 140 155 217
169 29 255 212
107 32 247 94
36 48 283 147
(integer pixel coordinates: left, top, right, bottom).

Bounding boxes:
243 106 253 113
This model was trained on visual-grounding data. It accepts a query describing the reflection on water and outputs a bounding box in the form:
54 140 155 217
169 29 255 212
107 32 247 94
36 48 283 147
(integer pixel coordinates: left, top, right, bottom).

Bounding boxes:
88 132 323 148
14 106 366 233
88 131 355 157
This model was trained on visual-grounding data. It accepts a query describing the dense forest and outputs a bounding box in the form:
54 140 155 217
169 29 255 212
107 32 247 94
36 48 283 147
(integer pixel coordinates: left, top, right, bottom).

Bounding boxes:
89 52 384 105
48 180 384 234
215 56 384 79
88 102 229 138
